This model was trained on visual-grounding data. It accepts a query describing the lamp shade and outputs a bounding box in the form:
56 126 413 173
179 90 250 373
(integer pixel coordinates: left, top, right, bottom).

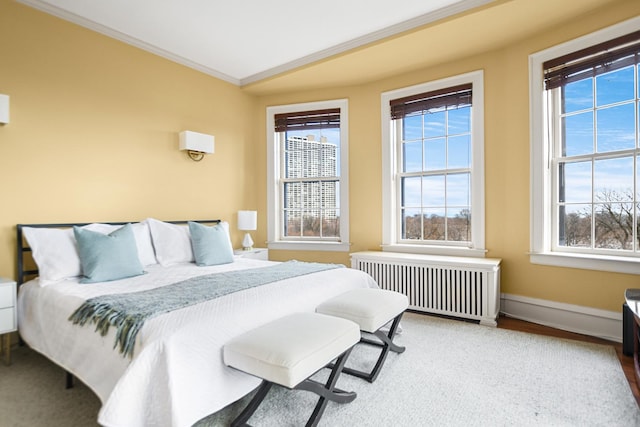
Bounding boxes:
179 130 214 154
238 210 257 231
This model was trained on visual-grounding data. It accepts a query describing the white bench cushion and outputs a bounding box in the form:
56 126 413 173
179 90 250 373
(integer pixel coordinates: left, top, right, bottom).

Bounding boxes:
316 288 408 333
223 312 359 389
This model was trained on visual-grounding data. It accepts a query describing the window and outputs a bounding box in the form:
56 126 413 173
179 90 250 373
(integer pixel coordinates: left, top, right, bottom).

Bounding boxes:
381 71 485 257
266 100 350 251
530 18 640 274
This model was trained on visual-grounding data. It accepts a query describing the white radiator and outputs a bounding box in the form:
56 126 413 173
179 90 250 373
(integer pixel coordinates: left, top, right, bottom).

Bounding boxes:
351 251 501 326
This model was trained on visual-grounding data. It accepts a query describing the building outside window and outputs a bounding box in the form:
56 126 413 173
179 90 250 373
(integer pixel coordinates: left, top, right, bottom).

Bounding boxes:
266 100 350 252
381 70 485 257
530 18 640 273
283 134 339 238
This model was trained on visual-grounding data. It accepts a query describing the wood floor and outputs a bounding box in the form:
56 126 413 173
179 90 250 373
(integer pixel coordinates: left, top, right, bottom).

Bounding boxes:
497 314 640 406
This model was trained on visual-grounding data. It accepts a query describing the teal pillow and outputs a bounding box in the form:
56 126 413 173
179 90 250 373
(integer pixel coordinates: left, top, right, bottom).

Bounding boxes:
188 221 234 266
73 223 145 283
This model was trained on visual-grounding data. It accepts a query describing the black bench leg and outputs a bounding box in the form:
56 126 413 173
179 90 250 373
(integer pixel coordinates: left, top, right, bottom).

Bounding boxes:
300 346 355 427
342 312 406 383
65 371 74 389
230 381 273 427
230 347 356 427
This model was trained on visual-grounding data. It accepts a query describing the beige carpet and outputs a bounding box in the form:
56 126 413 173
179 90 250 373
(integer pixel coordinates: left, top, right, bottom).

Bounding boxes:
1 312 639 427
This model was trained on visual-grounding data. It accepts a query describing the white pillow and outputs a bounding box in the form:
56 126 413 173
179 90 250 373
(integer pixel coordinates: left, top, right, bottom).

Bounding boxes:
22 227 81 286
132 221 157 266
147 218 194 266
84 221 157 266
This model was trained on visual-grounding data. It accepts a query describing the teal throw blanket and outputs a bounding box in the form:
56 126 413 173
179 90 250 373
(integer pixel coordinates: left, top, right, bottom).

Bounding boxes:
69 261 343 358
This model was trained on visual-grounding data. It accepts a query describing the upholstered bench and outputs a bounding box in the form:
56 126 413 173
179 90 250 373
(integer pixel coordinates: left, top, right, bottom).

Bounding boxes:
316 288 408 383
223 312 360 427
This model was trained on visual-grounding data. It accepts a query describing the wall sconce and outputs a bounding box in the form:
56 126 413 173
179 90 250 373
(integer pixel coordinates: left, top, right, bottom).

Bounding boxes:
238 210 257 250
179 130 214 161
0 94 9 124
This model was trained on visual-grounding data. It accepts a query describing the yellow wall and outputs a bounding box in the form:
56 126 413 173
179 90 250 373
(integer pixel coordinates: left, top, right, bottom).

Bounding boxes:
2 0 640 314
259 1 640 312
0 1 261 278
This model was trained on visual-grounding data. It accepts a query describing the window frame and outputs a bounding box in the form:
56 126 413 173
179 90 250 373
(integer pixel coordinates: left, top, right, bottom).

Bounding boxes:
266 99 350 252
529 16 640 274
381 70 486 257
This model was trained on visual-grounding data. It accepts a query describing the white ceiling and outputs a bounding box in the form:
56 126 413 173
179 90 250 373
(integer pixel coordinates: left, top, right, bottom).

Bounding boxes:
17 0 494 86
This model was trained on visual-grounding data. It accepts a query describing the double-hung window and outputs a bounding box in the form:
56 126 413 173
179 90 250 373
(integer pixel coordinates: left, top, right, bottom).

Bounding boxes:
530 19 640 273
381 71 485 257
266 100 350 251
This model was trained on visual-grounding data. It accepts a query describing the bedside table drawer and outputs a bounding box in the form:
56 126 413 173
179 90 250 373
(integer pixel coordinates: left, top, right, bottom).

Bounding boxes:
234 248 268 260
0 307 15 333
0 285 14 309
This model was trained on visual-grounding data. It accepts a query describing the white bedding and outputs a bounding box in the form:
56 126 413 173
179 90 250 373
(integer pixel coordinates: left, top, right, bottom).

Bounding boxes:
18 257 378 427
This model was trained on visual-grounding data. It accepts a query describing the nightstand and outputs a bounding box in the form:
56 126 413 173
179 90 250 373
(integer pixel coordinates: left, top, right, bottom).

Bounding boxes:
234 248 269 261
0 278 17 365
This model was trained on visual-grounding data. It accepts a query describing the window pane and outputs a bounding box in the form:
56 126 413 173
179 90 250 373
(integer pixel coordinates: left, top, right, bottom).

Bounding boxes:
285 145 303 179
301 210 320 237
283 182 300 209
448 106 470 134
595 203 633 250
562 112 593 156
401 176 422 207
424 110 445 138
637 203 640 251
563 79 593 114
447 208 470 242
285 129 340 178
402 208 422 240
321 181 339 209
322 209 340 238
284 210 301 237
422 175 445 207
447 173 470 206
594 157 634 202
403 141 422 173
596 104 635 152
300 181 319 210
558 204 591 247
403 114 422 141
320 144 338 177
596 66 635 107
559 161 591 203
637 156 640 201
424 138 445 171
423 209 445 240
447 135 470 169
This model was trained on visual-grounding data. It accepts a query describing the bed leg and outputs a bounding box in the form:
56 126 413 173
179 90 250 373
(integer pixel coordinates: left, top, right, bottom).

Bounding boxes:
65 371 74 389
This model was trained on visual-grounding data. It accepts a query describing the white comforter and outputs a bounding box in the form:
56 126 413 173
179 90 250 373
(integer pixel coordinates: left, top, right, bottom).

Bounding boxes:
17 257 377 427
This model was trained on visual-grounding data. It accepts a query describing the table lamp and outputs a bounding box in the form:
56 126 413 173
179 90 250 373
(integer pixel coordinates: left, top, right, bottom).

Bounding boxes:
238 210 257 250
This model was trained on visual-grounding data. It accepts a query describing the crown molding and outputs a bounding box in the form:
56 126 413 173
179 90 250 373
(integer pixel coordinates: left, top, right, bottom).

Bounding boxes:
18 0 494 87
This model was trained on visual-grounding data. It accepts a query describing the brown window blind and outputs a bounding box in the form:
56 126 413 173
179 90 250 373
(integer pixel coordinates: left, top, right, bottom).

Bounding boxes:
274 108 340 133
389 84 472 120
543 30 640 90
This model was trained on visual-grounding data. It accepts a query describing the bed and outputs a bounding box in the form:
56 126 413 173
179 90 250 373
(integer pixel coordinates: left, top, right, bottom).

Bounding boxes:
15 218 377 427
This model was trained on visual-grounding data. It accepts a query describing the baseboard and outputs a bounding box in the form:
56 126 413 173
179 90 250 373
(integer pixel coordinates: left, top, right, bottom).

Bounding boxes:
500 293 622 343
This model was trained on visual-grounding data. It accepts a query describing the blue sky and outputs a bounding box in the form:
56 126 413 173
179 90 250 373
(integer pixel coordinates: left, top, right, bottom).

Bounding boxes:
401 105 471 217
560 64 639 204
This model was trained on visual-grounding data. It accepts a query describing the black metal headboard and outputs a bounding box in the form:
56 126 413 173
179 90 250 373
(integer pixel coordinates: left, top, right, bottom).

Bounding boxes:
16 219 221 288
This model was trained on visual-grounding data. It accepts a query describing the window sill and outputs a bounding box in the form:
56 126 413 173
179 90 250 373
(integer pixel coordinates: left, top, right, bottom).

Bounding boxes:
530 252 640 275
381 244 487 258
268 241 351 252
